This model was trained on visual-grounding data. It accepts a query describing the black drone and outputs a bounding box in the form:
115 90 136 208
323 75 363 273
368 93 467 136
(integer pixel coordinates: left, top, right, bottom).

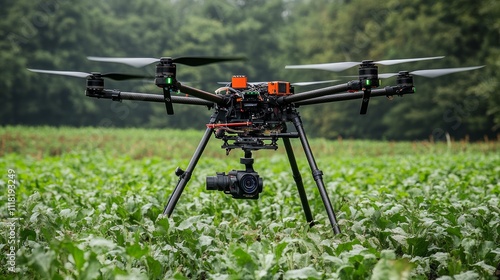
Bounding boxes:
28 55 483 234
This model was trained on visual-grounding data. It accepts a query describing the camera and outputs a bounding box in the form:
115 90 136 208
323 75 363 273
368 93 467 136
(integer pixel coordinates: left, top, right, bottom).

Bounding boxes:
206 170 263 199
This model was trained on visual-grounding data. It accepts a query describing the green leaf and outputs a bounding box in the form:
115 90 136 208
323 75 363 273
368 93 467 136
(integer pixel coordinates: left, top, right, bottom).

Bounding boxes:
451 270 480 280
145 256 163 279
198 234 213 248
20 228 37 241
176 215 201 231
30 247 56 279
371 258 413 280
126 242 149 259
446 226 462 238
62 241 85 272
172 272 189 280
275 241 288 259
88 238 116 249
284 266 321 279
407 236 430 257
232 248 255 267
80 252 101 280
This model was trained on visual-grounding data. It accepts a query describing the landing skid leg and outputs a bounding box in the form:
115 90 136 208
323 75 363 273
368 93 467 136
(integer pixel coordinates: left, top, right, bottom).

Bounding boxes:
163 126 214 216
290 114 341 234
282 136 315 227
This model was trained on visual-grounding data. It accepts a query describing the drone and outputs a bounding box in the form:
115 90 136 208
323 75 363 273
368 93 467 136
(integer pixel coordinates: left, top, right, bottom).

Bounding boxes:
28 55 483 234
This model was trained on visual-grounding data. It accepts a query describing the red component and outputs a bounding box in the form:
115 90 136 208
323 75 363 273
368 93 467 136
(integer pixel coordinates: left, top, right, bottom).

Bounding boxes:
231 75 247 89
206 122 252 128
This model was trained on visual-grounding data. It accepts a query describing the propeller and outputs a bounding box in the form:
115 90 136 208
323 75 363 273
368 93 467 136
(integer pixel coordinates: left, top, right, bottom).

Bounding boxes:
377 65 485 79
87 56 246 68
292 80 340 86
27 69 149 80
341 65 485 79
285 56 444 72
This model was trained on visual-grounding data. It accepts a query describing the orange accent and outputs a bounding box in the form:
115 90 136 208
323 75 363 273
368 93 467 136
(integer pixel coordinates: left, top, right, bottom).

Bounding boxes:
231 75 247 89
267 81 291 95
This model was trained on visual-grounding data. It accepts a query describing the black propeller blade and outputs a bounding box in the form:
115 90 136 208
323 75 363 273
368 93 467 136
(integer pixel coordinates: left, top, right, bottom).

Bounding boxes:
27 69 149 81
87 56 246 68
285 56 444 72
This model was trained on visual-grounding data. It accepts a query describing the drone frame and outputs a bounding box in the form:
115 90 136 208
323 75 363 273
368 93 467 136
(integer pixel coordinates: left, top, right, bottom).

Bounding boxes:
29 55 483 235
85 70 415 236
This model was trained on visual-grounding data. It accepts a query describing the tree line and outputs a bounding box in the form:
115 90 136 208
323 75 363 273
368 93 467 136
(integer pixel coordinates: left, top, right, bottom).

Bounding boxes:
1 0 498 140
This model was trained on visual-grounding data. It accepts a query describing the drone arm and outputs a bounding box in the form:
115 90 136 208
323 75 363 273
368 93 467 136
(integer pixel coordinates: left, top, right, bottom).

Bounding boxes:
293 86 413 106
279 81 360 105
87 89 214 107
177 83 228 107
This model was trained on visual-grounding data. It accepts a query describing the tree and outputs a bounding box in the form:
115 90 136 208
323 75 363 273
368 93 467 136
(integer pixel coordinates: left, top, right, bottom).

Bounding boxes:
1 0 498 140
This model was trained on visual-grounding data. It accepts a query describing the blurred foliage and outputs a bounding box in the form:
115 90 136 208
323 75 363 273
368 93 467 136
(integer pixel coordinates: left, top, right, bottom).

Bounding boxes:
0 0 498 140
0 127 499 278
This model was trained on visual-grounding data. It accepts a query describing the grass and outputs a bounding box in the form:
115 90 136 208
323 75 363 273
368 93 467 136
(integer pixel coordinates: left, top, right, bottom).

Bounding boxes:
1 126 498 159
0 126 499 279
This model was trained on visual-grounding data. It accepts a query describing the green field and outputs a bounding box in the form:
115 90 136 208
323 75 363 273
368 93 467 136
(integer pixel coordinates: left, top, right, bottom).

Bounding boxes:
1 127 499 279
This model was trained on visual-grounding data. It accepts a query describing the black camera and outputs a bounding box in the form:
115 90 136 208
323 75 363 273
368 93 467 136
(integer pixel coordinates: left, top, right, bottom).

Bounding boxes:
207 153 263 199
207 166 263 199
206 170 263 199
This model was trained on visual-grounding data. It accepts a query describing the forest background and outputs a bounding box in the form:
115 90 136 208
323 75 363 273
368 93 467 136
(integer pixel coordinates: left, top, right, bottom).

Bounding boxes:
1 0 499 141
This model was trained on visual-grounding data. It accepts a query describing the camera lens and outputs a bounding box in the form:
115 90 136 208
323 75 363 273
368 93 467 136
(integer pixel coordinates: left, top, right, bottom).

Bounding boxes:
206 176 218 190
207 171 262 199
206 172 230 191
239 174 259 194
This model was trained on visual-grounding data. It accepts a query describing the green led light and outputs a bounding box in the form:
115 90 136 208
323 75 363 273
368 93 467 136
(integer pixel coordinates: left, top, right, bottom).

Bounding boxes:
365 79 371 86
166 77 173 85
